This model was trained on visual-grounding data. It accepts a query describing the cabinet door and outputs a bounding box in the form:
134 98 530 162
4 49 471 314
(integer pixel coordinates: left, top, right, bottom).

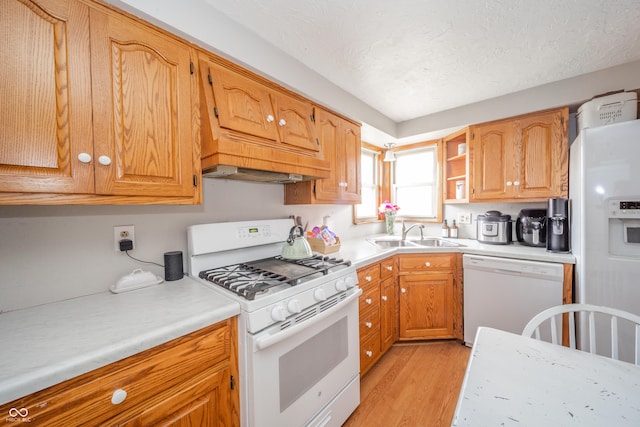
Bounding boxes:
339 120 362 203
115 367 232 427
270 93 319 152
470 121 515 200
398 273 455 339
515 109 568 199
380 276 396 353
313 108 343 201
89 10 196 197
0 0 94 194
204 61 278 142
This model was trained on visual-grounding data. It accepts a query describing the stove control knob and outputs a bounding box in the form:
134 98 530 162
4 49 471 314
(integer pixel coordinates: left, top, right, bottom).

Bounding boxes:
271 305 287 322
287 299 302 314
344 276 356 288
335 279 347 291
314 288 328 301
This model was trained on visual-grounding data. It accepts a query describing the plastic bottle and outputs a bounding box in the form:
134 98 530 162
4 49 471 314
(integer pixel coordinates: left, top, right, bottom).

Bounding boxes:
441 219 450 238
450 220 458 238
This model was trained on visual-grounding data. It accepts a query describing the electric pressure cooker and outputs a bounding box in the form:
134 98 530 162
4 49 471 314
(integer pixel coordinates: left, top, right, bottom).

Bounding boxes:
477 210 512 244
516 209 547 247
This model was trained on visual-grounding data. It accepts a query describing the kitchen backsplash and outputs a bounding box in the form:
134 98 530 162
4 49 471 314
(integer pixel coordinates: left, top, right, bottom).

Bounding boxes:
0 178 544 313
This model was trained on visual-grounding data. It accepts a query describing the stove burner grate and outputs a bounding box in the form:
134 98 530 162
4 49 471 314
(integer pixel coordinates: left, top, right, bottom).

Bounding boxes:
198 255 351 300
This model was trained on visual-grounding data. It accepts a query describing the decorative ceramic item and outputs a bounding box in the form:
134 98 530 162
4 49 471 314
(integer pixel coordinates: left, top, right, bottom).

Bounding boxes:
378 201 400 235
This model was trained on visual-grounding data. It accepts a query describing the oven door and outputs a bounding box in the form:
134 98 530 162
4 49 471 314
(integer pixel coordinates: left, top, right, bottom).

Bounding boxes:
247 289 361 427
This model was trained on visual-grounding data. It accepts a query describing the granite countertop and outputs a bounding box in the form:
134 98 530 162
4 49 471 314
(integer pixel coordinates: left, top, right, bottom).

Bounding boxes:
337 235 575 269
0 276 239 405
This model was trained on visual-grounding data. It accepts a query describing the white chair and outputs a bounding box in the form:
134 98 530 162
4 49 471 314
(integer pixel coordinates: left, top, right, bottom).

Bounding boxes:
522 303 640 365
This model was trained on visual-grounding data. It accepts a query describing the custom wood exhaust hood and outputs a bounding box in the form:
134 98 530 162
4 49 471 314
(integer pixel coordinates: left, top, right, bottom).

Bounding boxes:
198 54 330 184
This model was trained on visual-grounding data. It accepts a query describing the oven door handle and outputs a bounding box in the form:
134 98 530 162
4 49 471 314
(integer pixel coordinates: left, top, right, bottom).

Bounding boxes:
255 288 362 351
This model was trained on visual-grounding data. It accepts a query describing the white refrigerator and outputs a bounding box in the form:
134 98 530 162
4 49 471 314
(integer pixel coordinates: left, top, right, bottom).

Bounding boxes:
570 119 640 363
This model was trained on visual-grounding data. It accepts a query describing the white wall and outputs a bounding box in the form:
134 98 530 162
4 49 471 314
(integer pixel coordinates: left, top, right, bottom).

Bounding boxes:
0 179 381 313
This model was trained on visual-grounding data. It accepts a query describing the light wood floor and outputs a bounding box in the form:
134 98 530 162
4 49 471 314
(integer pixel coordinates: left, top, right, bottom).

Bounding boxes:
343 341 471 427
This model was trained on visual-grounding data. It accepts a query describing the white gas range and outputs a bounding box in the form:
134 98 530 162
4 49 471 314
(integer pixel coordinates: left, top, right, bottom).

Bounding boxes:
187 218 361 427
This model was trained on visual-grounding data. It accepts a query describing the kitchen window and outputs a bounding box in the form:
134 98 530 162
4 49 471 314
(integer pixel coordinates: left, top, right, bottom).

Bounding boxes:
392 143 440 219
354 144 383 222
354 140 442 224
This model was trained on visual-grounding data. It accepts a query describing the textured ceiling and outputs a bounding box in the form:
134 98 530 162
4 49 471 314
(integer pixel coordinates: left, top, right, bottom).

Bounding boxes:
203 0 640 123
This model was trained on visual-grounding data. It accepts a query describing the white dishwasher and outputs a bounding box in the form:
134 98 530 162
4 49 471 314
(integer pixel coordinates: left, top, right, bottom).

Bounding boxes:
463 254 564 346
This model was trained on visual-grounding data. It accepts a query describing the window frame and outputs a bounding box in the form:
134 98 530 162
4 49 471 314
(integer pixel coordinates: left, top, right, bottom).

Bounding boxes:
353 139 443 224
353 142 384 223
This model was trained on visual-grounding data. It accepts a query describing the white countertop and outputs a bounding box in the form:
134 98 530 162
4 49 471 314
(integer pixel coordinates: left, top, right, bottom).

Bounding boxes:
453 327 640 426
337 235 575 269
0 234 573 406
0 277 239 405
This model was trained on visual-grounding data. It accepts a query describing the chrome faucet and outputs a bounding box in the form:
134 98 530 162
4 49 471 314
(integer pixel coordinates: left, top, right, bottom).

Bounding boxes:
401 221 425 240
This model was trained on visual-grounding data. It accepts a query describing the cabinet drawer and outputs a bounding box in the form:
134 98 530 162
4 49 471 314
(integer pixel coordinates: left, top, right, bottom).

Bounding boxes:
358 263 380 285
399 254 453 272
359 281 380 314
359 305 380 341
360 330 381 375
380 257 395 280
6 320 232 426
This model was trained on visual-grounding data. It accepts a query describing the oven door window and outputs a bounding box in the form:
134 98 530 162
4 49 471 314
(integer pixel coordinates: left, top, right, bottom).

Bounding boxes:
279 316 348 412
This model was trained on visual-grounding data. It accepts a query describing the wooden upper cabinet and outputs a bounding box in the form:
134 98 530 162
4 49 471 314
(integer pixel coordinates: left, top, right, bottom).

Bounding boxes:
284 107 361 204
0 0 199 204
205 61 279 141
270 93 319 152
0 0 94 194
89 7 196 197
470 107 568 202
469 121 514 200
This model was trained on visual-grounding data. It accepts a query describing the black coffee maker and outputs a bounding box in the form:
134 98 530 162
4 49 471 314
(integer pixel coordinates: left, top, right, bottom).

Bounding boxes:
547 198 570 252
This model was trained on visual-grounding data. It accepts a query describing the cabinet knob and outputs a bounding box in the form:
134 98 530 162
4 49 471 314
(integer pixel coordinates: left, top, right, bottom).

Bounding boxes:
514 180 521 186
425 262 431 267
365 298 372 304
111 388 127 405
506 181 513 186
278 118 286 126
365 275 372 282
386 266 393 271
77 153 92 164
266 114 274 123
381 295 388 301
365 322 372 328
98 155 112 166
366 350 373 357
401 288 406 293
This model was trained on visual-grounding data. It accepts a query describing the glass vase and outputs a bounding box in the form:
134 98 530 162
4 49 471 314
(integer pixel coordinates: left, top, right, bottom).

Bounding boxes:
385 212 396 235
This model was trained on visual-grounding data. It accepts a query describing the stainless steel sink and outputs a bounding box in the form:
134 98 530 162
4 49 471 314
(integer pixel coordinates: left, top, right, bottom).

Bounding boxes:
368 237 419 248
408 238 463 248
368 237 463 249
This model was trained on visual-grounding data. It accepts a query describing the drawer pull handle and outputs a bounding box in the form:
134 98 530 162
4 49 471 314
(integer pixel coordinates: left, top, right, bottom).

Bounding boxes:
425 262 431 267
365 275 372 281
78 152 92 163
401 288 406 293
111 388 127 405
365 298 372 304
381 295 388 301
266 114 274 123
366 350 373 357
365 322 372 328
386 266 393 271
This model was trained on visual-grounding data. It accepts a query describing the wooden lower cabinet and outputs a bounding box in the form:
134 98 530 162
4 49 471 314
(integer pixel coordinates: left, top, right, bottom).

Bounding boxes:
0 318 239 427
357 257 397 376
398 253 462 340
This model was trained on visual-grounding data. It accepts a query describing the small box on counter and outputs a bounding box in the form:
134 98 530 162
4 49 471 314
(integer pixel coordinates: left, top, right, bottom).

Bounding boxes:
308 237 341 254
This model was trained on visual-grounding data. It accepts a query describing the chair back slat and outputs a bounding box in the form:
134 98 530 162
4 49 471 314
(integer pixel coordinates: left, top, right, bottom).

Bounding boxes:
611 316 619 360
522 303 640 366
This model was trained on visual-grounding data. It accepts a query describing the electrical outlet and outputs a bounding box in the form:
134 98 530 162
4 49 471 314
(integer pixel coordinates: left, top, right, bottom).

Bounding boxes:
114 225 135 251
458 213 472 225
